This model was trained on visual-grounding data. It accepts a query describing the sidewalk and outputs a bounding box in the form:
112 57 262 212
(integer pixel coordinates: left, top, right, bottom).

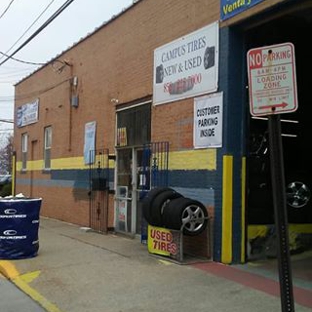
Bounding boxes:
0 217 311 312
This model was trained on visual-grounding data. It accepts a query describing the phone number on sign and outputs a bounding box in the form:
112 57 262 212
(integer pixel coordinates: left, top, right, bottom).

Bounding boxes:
164 74 202 95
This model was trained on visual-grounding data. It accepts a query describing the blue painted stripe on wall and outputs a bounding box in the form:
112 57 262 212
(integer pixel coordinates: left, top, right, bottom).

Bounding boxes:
232 156 243 262
169 170 217 188
216 26 246 263
51 168 218 190
17 169 218 196
51 169 113 181
16 178 116 191
17 178 78 188
51 169 89 181
227 28 246 264
171 187 215 208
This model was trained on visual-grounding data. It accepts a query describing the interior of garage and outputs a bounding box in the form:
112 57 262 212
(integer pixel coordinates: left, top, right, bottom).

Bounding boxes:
244 1 312 259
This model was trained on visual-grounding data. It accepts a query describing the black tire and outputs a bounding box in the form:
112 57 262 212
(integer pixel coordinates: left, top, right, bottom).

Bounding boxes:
162 197 208 236
150 190 183 226
286 175 311 223
141 187 174 225
203 46 215 69
286 181 310 209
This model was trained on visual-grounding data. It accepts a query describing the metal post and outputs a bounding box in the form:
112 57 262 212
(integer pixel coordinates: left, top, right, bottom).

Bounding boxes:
12 151 16 196
268 114 295 312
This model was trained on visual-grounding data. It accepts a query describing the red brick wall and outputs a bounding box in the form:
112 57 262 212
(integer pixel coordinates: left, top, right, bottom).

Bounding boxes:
14 0 219 226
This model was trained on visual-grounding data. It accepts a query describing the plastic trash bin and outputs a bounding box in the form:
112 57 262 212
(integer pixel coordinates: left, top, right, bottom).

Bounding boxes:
0 197 42 259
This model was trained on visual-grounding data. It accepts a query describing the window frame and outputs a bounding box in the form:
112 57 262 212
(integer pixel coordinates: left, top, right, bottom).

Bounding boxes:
21 133 28 171
44 126 52 170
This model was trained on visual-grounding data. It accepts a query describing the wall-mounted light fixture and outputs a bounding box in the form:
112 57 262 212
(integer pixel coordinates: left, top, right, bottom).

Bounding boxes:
111 98 119 104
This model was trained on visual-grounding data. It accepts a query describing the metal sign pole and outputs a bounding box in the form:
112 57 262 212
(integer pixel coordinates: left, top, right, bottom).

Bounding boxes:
268 114 295 312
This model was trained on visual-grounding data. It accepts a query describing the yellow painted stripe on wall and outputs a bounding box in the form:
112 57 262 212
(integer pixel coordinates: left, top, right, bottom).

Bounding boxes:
109 159 115 169
247 225 269 239
30 160 44 170
169 149 216 170
16 162 22 171
52 157 87 169
289 224 312 233
16 149 217 171
16 160 43 171
17 157 115 171
221 155 233 264
248 224 312 240
241 157 246 262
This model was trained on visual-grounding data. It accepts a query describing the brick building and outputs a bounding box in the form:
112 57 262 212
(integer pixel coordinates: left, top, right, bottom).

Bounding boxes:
13 0 312 263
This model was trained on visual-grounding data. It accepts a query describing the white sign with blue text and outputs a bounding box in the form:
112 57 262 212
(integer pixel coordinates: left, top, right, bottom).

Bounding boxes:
84 121 96 165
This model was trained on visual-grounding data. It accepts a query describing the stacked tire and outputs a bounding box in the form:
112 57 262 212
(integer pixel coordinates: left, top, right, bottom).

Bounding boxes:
141 187 208 236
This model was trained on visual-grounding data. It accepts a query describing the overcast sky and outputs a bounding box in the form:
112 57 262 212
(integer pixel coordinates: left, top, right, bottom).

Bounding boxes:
0 0 133 134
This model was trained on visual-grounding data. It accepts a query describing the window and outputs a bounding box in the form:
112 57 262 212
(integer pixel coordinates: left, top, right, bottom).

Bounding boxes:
21 133 28 170
116 103 151 146
44 126 52 170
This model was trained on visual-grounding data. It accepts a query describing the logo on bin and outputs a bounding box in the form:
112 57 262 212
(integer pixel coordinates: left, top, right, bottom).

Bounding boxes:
3 230 17 236
0 209 26 219
0 229 26 239
4 209 17 215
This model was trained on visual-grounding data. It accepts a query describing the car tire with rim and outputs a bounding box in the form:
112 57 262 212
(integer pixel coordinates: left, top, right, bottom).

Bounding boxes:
286 176 311 223
162 197 208 236
141 187 174 225
150 189 183 226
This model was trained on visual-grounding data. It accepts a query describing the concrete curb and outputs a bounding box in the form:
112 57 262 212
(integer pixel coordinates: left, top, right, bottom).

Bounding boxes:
0 260 63 312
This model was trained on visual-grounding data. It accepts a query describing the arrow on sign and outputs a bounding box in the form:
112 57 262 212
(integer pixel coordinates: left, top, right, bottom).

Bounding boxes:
259 102 288 110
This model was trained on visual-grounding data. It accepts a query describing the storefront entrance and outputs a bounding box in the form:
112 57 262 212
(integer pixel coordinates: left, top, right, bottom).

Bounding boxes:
114 101 151 236
115 148 145 235
115 141 170 236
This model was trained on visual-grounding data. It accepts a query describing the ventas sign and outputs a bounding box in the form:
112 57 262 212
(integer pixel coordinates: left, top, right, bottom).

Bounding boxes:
221 0 265 21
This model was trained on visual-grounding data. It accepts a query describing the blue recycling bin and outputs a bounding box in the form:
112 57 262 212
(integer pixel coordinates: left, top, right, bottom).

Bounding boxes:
0 197 42 259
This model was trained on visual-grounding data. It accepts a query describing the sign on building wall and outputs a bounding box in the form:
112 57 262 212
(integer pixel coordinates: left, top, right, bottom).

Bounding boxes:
220 0 265 21
116 127 128 147
153 22 219 105
84 121 96 165
16 99 39 128
194 92 223 148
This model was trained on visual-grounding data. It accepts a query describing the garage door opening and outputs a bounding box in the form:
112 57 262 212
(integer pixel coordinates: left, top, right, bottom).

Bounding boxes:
245 4 312 259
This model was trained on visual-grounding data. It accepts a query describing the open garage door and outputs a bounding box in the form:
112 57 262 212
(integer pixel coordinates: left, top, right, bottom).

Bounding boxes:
245 2 312 258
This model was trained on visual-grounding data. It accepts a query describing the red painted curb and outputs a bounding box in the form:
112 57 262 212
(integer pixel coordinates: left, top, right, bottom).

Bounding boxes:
192 262 312 309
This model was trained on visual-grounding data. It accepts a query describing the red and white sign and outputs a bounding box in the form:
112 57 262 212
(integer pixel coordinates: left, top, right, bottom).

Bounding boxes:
247 42 298 116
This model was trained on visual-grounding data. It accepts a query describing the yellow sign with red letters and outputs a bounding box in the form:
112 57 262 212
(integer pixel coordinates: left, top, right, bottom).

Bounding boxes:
148 225 178 257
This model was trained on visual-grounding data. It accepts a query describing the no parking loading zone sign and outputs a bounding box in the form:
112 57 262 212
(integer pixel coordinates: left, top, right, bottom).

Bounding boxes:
247 42 298 116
